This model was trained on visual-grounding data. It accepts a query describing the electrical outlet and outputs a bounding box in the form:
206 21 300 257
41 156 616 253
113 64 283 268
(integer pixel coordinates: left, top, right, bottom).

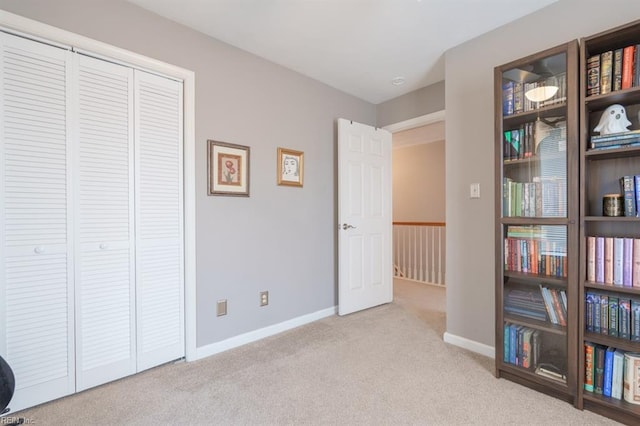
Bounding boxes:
260 291 269 306
217 299 227 316
470 183 480 199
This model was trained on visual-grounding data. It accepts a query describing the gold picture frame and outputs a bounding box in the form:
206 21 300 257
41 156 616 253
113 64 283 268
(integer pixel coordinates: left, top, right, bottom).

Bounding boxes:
207 140 250 196
277 147 304 187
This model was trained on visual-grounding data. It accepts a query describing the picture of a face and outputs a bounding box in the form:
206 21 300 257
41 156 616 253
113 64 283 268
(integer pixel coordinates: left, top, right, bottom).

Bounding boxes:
283 155 299 177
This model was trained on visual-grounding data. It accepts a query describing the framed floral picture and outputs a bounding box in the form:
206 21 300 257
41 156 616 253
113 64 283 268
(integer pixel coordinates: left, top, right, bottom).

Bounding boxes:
277 147 304 187
207 140 250 196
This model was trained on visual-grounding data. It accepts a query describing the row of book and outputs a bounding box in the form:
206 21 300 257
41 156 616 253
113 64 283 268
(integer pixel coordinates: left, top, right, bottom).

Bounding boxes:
587 44 640 96
590 130 640 150
586 236 640 287
505 237 567 278
503 117 567 161
502 73 567 116
619 175 640 217
504 323 567 383
503 177 567 218
504 285 567 326
585 293 640 340
584 344 640 405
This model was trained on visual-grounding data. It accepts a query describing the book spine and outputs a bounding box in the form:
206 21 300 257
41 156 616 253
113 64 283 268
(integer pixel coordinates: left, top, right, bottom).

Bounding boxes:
613 48 623 91
595 345 606 394
600 294 609 335
614 237 624 286
550 288 566 326
612 349 625 400
503 81 514 116
635 175 640 217
632 299 640 342
603 347 615 397
600 50 613 95
586 236 595 282
596 236 605 283
540 285 558 324
623 353 640 404
587 54 601 96
636 44 640 88
634 238 640 287
503 323 511 363
605 237 614 285
586 292 595 333
513 82 524 114
594 293 602 334
621 176 637 217
609 296 619 337
622 45 636 89
620 299 631 339
585 342 595 392
624 237 634 287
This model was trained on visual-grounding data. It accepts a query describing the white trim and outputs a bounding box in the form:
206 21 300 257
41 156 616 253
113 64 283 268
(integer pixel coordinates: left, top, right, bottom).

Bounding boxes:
382 110 445 134
0 9 198 364
196 307 337 360
443 332 495 359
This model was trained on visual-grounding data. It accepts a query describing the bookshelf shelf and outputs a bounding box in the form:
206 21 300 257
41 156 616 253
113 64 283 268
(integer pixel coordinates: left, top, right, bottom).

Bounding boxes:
578 18 640 422
495 41 578 406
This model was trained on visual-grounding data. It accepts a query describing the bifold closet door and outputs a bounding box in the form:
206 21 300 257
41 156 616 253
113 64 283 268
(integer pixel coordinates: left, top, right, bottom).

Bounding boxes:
0 33 75 411
134 70 184 371
74 54 136 391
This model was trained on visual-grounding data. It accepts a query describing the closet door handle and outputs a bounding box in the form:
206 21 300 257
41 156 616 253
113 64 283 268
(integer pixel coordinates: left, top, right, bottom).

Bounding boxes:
99 243 108 250
34 246 45 254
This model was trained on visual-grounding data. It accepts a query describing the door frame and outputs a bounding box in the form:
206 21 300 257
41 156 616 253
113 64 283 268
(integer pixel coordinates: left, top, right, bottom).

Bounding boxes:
0 10 198 362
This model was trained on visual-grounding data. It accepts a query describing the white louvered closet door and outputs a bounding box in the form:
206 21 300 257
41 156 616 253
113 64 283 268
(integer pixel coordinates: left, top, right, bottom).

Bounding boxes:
0 34 74 411
74 54 135 391
134 70 184 371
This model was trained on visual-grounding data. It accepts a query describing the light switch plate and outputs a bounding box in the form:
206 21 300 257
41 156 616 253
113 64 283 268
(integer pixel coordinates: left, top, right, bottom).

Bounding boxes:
470 183 480 199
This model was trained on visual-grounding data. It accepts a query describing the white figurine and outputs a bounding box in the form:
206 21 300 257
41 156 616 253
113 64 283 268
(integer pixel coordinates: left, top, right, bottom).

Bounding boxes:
594 104 632 135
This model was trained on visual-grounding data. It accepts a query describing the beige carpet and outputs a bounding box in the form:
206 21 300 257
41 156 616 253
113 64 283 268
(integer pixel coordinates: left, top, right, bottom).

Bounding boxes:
11 279 617 425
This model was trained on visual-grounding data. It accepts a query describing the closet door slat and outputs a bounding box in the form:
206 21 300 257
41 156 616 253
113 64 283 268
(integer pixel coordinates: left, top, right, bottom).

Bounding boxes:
135 70 184 371
0 33 74 412
74 54 136 391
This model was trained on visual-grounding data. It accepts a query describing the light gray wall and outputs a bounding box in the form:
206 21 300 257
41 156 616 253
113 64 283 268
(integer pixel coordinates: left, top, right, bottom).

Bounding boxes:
377 81 445 127
445 0 640 348
392 141 445 222
0 0 376 347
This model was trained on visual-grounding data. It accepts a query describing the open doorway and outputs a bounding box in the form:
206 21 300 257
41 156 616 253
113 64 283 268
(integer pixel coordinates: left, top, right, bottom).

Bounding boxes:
384 112 446 332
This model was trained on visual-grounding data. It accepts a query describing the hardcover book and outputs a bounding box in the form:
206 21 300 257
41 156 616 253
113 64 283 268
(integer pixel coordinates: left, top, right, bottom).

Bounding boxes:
596 236 605 283
600 50 613 94
604 237 614 285
595 345 606 394
587 54 601 96
634 238 640 287
603 346 615 397
624 238 634 287
622 45 636 89
609 296 619 337
585 342 595 392
612 349 625 400
613 237 624 286
587 236 596 282
620 175 636 217
613 48 623 91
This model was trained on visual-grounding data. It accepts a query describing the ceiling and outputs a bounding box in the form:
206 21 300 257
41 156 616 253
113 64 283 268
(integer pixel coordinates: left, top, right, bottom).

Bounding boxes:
127 0 558 104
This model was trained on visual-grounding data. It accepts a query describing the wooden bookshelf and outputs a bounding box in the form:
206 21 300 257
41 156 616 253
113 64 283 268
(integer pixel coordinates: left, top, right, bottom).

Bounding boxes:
578 19 640 424
494 41 579 405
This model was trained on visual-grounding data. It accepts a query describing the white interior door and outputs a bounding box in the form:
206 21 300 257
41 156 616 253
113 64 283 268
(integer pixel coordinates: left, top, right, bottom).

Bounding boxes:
0 33 75 412
74 54 136 391
337 118 392 316
134 70 185 371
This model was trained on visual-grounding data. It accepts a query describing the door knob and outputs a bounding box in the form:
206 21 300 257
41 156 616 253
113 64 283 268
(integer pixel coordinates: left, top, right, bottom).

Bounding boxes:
341 223 356 230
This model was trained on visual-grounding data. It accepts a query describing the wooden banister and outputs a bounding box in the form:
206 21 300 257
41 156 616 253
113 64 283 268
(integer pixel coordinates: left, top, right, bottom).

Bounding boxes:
393 221 446 227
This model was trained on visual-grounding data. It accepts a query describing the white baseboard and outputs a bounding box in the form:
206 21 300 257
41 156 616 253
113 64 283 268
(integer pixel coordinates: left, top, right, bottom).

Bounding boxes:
195 306 337 360
443 332 495 359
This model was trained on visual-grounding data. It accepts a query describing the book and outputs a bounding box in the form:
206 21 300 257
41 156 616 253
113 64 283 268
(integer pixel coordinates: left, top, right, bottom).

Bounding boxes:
513 82 524 114
635 238 640 287
600 50 613 94
613 237 624 286
612 349 625 400
623 352 640 404
594 293 602 334
587 54 601 96
603 346 615 397
587 236 596 282
595 344 606 394
612 48 623 91
586 292 596 332
620 175 636 217
609 296 619 337
585 341 595 392
522 328 534 369
604 237 614 285
596 236 605 283
503 81 514 116
620 299 631 339
600 293 609 335
632 299 640 342
624 237 634 287
535 364 566 383
635 175 640 217
635 44 640 88
503 323 511 363
622 45 636 89
540 285 558 324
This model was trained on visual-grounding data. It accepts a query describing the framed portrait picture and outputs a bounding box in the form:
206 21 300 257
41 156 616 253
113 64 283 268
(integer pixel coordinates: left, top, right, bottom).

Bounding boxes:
277 147 304 187
207 140 250 196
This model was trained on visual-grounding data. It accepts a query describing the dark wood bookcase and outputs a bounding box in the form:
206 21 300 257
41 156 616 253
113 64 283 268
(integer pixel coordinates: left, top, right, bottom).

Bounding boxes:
494 41 579 406
578 19 640 425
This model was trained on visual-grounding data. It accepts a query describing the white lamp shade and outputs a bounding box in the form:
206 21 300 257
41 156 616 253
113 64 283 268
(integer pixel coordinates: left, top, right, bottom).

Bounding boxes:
524 85 559 103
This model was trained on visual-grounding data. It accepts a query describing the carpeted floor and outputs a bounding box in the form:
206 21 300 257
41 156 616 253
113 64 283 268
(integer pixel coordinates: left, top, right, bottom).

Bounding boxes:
10 279 617 425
